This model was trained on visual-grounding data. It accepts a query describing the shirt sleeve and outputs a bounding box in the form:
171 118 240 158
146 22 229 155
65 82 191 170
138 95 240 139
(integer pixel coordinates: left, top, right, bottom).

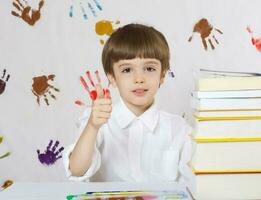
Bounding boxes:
62 108 104 182
178 122 196 193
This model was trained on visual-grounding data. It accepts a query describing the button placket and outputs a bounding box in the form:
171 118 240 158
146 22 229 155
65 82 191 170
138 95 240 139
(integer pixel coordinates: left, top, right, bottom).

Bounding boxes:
128 119 144 181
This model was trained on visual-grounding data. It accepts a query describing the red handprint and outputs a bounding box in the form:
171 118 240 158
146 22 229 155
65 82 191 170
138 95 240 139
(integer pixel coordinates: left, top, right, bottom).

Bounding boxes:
11 0 44 26
246 26 261 52
75 70 110 106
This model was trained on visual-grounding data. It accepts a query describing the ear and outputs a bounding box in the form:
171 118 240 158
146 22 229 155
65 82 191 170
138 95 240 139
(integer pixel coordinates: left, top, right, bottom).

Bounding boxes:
160 70 167 85
107 73 117 88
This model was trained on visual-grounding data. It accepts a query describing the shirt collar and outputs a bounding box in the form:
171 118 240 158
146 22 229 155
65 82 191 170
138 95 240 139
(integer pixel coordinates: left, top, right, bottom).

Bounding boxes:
113 97 159 133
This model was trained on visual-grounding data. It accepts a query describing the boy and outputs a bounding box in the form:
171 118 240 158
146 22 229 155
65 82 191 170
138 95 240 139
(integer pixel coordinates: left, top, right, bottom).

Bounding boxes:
63 23 194 187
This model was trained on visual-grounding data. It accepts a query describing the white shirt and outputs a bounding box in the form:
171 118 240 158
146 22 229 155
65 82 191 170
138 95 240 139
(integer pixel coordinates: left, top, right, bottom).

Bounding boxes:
63 97 194 187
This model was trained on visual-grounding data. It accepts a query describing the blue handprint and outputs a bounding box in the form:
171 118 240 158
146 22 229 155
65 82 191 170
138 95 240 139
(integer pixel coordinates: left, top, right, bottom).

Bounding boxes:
37 140 64 165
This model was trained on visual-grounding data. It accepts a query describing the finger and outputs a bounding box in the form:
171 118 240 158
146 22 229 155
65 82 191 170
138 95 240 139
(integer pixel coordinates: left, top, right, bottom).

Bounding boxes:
104 88 111 99
208 38 215 50
93 104 112 113
86 71 95 87
11 11 21 17
13 2 21 11
94 111 111 119
93 98 112 106
95 84 104 99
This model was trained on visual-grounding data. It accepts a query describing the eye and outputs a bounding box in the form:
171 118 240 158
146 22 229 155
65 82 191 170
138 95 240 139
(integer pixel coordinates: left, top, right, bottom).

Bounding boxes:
145 67 156 72
122 68 131 73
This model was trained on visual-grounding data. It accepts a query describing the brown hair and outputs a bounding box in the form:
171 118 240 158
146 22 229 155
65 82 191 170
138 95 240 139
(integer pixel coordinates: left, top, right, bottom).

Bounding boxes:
102 23 170 77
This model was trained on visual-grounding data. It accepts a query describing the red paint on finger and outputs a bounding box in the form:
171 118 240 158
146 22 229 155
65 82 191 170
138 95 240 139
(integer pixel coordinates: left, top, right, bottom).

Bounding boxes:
80 76 90 93
75 100 85 106
90 90 97 100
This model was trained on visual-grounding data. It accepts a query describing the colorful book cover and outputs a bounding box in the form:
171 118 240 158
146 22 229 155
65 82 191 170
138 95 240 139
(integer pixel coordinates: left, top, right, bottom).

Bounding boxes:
66 190 189 200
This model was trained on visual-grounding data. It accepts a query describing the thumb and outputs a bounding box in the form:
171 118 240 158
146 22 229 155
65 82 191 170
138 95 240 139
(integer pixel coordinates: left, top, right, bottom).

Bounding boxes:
95 84 104 99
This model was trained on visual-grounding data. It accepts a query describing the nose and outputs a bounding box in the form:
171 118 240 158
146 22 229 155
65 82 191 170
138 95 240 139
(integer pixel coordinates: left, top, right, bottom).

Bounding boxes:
134 71 145 83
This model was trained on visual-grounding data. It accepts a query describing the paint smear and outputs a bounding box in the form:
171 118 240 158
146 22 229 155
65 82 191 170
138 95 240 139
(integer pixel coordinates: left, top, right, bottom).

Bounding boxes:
0 152 11 159
95 20 120 44
69 0 102 20
31 74 60 106
0 69 10 95
11 0 44 26
37 140 64 165
0 180 13 191
188 18 223 50
0 136 11 159
75 100 85 106
246 26 261 52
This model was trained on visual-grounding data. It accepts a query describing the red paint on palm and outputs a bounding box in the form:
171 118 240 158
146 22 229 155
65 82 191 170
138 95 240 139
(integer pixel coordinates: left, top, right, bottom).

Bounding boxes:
79 70 111 102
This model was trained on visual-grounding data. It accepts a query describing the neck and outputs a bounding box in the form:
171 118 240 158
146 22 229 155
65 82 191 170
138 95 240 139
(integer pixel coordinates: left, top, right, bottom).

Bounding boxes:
123 99 154 117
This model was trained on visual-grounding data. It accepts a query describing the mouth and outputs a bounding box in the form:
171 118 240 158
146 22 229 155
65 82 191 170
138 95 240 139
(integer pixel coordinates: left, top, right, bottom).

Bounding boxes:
132 89 148 96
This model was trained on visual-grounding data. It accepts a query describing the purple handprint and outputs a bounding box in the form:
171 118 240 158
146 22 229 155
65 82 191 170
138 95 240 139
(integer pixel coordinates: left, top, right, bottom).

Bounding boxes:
37 140 64 165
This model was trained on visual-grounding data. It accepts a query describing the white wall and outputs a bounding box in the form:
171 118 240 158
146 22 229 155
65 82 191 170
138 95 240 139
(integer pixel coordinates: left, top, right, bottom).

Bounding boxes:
1 0 261 182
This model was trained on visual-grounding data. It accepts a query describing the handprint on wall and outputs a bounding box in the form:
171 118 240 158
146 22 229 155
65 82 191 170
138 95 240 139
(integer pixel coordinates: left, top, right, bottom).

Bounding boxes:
11 0 44 26
0 136 11 160
246 26 261 52
0 180 13 191
188 18 223 50
75 70 110 106
31 74 60 106
95 20 121 44
37 140 64 165
69 0 102 20
0 69 10 95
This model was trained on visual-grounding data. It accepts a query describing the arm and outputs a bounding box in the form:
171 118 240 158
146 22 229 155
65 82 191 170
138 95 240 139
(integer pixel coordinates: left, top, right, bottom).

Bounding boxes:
178 123 196 192
69 84 112 177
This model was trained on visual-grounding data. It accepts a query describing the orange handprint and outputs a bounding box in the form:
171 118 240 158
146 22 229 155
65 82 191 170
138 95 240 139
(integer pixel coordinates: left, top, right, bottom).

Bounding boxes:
95 20 120 44
188 18 223 50
11 0 44 26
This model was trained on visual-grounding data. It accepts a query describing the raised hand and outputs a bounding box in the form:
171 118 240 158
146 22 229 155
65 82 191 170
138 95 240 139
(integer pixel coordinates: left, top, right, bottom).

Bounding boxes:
77 70 112 130
188 18 223 50
87 82 112 130
37 140 64 165
11 0 44 26
75 70 111 106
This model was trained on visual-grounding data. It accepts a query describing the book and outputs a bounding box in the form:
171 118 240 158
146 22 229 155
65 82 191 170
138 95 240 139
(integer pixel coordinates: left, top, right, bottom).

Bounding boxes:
66 190 189 200
192 118 261 139
191 141 261 171
193 109 261 121
191 97 261 111
190 173 261 199
195 68 261 91
191 89 261 99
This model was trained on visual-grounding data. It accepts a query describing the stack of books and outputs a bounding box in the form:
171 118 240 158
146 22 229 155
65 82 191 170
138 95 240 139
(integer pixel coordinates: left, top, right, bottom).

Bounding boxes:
190 69 261 199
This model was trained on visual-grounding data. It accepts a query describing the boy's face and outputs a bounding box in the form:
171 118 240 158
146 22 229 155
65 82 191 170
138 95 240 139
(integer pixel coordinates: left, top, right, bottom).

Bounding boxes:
107 57 165 115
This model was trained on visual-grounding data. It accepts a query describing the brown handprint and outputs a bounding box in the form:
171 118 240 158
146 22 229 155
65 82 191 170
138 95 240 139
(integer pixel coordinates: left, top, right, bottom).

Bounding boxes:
11 0 44 26
32 74 60 106
0 69 10 95
188 18 223 50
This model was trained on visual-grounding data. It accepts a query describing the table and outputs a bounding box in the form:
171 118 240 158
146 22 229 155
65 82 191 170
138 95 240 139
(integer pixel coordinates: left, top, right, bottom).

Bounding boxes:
0 182 192 200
